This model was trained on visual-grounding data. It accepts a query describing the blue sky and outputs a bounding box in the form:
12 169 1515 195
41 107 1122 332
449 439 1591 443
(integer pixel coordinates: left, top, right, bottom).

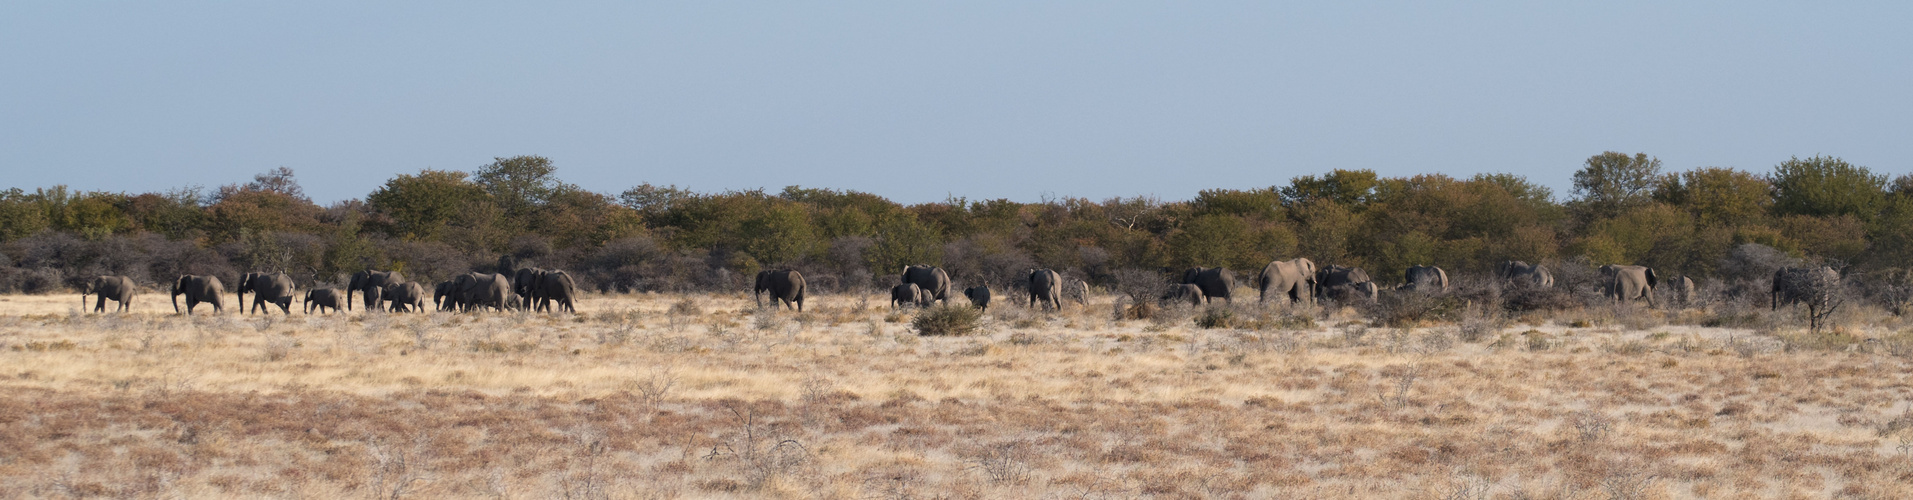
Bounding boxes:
3 2 1907 204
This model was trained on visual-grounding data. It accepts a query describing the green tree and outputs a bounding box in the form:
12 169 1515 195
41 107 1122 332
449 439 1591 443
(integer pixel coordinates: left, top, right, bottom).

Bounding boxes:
1770 156 1885 221
1571 151 1663 220
366 169 491 241
0 188 52 240
1654 167 1772 228
1280 169 1380 209
473 155 562 220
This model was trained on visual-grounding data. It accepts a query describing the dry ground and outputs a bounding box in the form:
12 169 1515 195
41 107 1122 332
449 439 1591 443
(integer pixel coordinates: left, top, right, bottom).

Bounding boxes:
3 291 1913 499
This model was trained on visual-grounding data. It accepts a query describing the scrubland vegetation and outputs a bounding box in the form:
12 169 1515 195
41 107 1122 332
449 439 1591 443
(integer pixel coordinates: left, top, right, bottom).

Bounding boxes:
5 285 1913 499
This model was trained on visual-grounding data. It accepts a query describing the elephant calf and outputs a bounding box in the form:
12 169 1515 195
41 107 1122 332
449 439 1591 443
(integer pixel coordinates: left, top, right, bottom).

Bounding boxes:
964 285 991 312
382 282 428 313
172 274 225 315
1161 283 1203 307
305 288 344 314
82 275 138 313
1028 269 1063 311
891 283 924 309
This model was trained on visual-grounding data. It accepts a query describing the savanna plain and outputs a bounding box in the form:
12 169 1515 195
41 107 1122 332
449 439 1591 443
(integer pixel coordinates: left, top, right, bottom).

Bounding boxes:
3 290 1913 499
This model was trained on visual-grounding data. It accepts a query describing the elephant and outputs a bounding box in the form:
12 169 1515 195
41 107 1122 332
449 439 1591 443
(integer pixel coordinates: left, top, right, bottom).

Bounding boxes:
1028 269 1064 311
455 272 513 312
382 282 428 313
81 275 137 313
1180 267 1235 304
433 281 458 311
1316 265 1378 302
346 270 405 311
901 265 952 305
237 272 298 314
534 270 579 313
1070 281 1090 306
304 288 344 314
1672 275 1696 306
1497 261 1554 288
515 267 545 310
1599 265 1657 306
1400 265 1450 293
171 275 225 315
1255 258 1317 304
1161 283 1203 307
1772 266 1839 310
964 285 992 311
362 285 383 312
891 283 924 309
751 269 806 311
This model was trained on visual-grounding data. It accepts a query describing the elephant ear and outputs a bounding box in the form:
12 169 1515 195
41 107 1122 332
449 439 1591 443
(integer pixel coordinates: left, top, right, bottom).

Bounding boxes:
1645 268 1658 288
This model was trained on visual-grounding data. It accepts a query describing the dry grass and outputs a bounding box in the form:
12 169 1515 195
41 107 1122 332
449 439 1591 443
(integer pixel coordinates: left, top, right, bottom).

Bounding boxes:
1 291 1912 498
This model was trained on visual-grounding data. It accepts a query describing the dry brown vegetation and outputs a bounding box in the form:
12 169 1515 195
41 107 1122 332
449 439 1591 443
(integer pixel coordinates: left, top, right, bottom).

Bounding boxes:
3 291 1913 499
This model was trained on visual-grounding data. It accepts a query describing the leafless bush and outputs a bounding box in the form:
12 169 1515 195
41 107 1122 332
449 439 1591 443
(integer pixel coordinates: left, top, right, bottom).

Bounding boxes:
633 368 677 411
965 439 1034 484
1569 410 1613 442
365 433 437 500
705 402 809 489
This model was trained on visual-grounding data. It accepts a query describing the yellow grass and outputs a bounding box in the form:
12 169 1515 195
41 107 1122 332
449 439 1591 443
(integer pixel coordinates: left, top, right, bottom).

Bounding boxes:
2 291 1911 498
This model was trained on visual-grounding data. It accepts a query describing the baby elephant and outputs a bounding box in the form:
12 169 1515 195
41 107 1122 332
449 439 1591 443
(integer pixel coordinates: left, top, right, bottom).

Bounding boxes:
892 283 924 309
964 285 991 311
304 288 344 314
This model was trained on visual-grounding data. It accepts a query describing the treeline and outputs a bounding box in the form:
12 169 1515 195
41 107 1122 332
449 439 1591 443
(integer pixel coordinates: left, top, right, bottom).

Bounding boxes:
1 153 1907 294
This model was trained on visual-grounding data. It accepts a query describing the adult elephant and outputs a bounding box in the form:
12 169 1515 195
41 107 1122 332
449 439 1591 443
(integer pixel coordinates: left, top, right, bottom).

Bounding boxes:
1671 275 1697 307
1401 265 1450 293
1028 269 1064 311
964 285 992 311
535 270 579 313
514 267 545 310
1161 283 1203 307
171 275 225 315
891 283 923 309
901 265 951 305
1772 266 1839 310
747 269 804 311
1255 258 1317 304
455 273 513 312
237 272 298 314
433 281 459 311
1316 265 1378 302
82 275 137 313
382 282 428 313
304 288 344 314
346 270 405 311
1181 267 1235 304
1600 265 1658 306
1497 261 1554 288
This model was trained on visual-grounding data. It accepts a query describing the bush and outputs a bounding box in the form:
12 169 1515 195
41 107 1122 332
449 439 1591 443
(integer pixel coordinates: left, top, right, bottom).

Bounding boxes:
913 304 983 336
1194 306 1236 329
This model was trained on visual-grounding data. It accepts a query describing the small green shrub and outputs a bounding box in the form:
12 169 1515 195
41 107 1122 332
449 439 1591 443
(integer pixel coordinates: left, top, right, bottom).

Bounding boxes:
913 304 983 337
1194 307 1236 329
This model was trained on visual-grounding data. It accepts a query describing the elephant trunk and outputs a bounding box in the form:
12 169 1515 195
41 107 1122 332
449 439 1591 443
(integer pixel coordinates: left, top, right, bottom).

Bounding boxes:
172 290 181 314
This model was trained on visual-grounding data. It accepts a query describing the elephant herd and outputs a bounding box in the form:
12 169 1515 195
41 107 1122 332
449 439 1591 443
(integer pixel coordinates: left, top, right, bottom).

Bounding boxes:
74 257 579 315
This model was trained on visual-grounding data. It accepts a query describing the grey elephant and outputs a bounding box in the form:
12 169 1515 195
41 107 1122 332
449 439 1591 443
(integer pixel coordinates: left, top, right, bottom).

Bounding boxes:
456 272 513 312
891 283 923 309
1316 265 1378 302
1028 268 1064 310
964 285 992 311
81 275 137 313
346 270 405 311
513 267 541 309
1069 280 1090 306
750 269 805 311
1672 275 1696 307
433 280 458 311
382 282 428 313
1599 264 1657 306
304 288 344 314
237 272 298 314
901 265 952 305
534 270 579 313
1400 265 1450 293
172 275 225 315
1181 267 1235 304
1771 266 1839 310
1255 258 1317 304
1161 283 1203 307
454 272 513 312
1497 261 1554 288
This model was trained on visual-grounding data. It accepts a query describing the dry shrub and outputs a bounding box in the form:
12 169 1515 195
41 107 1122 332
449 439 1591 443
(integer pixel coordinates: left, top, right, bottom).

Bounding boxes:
914 304 983 337
1193 306 1235 329
1372 292 1467 327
